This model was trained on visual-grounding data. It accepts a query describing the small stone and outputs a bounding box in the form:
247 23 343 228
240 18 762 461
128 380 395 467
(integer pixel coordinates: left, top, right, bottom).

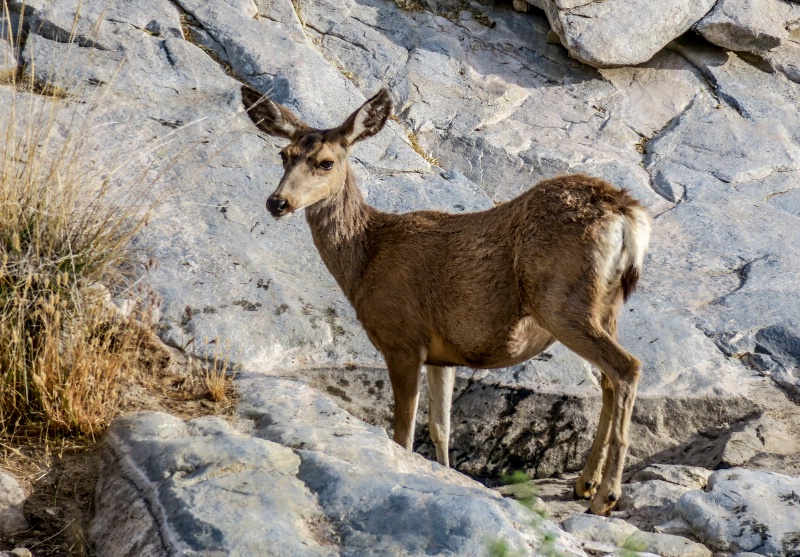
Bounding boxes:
628 464 713 489
0 472 27 535
633 531 712 557
562 513 637 546
654 519 695 537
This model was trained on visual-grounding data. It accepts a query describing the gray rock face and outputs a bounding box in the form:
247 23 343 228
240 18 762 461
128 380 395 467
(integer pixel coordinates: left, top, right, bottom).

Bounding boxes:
604 465 709 537
0 471 27 535
91 375 589 556
676 468 800 555
539 0 716 67
4 0 800 485
694 0 800 52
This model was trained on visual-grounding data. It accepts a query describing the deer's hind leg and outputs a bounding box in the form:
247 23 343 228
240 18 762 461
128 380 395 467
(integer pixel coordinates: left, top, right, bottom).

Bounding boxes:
575 373 614 500
574 307 622 500
538 303 641 515
426 365 456 467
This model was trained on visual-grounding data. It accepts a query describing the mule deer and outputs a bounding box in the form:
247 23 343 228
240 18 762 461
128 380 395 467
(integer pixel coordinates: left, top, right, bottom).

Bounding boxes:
241 86 651 515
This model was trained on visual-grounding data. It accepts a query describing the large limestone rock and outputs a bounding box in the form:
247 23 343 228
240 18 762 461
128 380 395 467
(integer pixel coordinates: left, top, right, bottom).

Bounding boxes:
90 375 589 556
676 469 800 555
4 0 800 483
694 0 800 52
535 0 716 68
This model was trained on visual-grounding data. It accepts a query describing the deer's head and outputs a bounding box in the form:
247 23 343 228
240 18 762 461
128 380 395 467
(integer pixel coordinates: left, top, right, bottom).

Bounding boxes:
241 86 392 218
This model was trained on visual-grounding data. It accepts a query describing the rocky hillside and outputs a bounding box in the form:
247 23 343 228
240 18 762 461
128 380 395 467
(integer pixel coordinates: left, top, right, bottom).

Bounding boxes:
2 0 800 554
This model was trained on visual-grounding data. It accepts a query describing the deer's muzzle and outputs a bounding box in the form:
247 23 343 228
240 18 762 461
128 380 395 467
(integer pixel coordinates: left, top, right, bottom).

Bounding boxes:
267 196 290 217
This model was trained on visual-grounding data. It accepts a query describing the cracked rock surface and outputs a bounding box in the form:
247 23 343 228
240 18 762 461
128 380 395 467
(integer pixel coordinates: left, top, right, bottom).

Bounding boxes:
676 468 800 556
517 464 800 557
2 0 800 552
90 375 589 557
3 0 799 481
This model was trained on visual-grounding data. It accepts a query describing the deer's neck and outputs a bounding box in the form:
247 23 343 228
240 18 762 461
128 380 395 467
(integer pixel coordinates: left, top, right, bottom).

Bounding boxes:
304 164 376 304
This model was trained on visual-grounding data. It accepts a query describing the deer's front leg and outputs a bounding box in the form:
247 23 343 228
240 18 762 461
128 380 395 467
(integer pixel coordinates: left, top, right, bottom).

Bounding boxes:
426 365 456 467
386 351 423 450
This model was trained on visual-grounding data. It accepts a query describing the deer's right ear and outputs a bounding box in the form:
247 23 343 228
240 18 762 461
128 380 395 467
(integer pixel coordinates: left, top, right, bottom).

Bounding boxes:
241 86 309 140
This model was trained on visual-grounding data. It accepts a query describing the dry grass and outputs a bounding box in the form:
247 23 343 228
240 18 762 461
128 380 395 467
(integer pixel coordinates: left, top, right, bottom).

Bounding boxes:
0 4 240 554
196 338 234 403
406 129 439 165
0 343 238 556
0 8 158 437
391 0 426 12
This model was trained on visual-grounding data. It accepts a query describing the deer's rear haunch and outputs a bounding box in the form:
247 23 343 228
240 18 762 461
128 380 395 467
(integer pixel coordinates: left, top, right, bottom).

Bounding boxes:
241 86 652 515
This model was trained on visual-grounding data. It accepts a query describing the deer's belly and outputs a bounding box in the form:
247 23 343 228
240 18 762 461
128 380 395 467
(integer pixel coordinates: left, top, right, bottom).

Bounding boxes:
425 317 555 369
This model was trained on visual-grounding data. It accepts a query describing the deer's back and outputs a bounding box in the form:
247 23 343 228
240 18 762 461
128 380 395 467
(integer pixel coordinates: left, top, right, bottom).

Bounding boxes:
354 174 643 365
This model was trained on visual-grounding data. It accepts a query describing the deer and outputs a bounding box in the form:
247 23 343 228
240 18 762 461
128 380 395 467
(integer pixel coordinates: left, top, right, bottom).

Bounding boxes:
241 85 651 515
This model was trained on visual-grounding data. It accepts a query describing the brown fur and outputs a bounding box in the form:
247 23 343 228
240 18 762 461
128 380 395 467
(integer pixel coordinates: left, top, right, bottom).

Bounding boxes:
242 86 651 515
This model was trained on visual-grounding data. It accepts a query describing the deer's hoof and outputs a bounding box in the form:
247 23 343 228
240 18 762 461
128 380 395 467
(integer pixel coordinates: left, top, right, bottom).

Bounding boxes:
573 479 595 500
588 488 620 516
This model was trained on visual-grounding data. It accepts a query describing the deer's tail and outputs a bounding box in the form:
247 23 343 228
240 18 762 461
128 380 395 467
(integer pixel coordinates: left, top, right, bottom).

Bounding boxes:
595 203 652 303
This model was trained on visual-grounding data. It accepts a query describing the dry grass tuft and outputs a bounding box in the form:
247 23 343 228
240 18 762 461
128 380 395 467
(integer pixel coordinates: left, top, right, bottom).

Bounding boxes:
0 19 156 437
391 0 426 12
194 338 234 403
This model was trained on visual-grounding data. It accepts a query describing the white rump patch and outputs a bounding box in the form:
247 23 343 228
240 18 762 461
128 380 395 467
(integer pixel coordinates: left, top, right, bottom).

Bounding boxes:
594 216 626 287
595 208 652 289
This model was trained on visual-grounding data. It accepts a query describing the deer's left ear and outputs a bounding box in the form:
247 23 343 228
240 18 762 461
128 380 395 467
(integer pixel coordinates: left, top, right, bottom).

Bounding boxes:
339 89 392 145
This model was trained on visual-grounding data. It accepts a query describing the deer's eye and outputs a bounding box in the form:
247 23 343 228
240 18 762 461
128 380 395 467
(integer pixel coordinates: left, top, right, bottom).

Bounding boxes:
319 160 334 171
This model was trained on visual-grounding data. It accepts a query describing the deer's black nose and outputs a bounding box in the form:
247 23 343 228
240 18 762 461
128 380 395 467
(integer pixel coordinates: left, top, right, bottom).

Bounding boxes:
267 196 289 217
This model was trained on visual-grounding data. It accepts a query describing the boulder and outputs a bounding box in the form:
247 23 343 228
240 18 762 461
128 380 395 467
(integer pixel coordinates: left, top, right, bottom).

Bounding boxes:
677 468 800 555
694 0 800 52
90 375 589 556
0 471 27 535
536 0 716 68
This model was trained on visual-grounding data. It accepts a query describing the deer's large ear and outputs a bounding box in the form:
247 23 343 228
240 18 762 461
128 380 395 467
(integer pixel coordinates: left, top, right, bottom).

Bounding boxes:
241 85 310 140
339 89 392 145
